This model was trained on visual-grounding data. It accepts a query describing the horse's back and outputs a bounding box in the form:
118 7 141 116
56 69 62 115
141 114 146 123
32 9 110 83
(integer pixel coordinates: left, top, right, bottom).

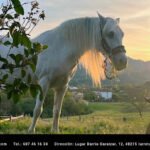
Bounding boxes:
33 28 59 46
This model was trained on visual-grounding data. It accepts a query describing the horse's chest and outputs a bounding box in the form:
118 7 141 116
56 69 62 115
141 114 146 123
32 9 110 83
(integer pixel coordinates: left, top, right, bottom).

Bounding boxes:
50 65 77 88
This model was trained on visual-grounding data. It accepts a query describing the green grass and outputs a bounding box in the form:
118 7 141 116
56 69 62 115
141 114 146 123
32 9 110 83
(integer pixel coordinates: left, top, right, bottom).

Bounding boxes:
89 102 129 112
0 102 150 134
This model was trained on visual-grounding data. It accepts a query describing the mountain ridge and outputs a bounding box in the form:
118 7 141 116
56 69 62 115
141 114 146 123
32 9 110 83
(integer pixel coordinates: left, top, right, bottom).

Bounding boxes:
70 57 150 87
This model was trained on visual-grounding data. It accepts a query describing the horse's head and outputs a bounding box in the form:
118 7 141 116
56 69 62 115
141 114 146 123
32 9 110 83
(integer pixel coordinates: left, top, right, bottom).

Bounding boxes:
98 13 127 71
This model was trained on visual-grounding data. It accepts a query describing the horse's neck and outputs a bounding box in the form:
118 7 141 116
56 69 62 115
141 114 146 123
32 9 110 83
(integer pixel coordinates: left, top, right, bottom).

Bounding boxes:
52 18 104 73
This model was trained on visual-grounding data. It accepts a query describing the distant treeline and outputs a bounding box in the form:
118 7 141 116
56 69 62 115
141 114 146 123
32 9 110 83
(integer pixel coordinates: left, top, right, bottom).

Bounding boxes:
0 90 92 117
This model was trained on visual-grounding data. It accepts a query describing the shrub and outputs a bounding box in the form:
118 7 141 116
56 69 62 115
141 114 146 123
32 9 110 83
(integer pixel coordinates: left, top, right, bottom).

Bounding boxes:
42 90 93 117
1 89 93 117
83 91 97 102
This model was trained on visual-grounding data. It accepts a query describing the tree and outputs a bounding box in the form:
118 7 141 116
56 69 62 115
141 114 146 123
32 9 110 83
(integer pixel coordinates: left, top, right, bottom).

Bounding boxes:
83 91 97 102
0 0 46 102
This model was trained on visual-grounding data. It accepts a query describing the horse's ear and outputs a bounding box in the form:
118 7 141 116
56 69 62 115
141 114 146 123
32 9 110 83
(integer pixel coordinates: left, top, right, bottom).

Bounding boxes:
97 11 106 25
116 18 120 24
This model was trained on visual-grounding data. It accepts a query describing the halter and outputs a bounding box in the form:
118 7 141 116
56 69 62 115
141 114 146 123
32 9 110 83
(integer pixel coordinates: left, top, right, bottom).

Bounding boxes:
99 18 126 79
100 19 126 57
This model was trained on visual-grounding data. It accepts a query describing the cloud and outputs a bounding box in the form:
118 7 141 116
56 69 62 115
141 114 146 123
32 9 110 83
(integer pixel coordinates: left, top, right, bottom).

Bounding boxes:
35 0 150 29
12 0 150 60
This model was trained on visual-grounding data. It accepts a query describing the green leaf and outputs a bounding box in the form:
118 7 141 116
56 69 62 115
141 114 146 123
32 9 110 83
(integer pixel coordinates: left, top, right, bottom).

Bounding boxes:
9 54 16 61
30 84 38 98
12 31 20 47
5 14 14 19
21 34 31 49
20 82 28 94
10 53 23 65
0 56 8 64
29 48 35 55
30 84 43 99
14 14 20 18
14 78 21 86
4 41 12 46
16 54 23 65
11 0 24 15
33 42 42 52
32 55 37 66
29 62 36 72
21 69 26 78
24 49 29 57
2 74 8 81
12 91 20 103
42 45 48 50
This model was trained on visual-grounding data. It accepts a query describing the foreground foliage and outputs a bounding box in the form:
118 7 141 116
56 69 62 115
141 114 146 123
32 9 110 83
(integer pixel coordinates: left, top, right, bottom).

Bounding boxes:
0 0 46 102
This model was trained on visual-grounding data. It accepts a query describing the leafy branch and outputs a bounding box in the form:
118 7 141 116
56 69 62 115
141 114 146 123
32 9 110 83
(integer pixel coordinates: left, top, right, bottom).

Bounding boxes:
0 0 47 102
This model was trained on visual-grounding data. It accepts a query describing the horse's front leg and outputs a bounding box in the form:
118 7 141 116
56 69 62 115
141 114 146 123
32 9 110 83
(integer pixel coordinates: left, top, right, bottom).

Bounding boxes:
51 85 68 133
28 76 49 133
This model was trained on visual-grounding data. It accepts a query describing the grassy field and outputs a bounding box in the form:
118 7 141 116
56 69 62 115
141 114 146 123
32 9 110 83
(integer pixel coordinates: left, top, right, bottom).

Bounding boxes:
0 102 150 134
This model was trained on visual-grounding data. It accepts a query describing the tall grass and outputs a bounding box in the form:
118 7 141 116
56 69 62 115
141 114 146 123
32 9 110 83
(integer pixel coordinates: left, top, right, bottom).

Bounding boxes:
0 102 150 134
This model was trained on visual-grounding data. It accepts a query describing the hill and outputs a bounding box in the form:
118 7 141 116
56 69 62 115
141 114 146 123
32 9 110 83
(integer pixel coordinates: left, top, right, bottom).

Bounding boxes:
70 57 150 87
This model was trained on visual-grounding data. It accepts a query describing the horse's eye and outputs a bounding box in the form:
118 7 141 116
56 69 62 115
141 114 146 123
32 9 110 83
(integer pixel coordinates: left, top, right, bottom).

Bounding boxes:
108 31 114 38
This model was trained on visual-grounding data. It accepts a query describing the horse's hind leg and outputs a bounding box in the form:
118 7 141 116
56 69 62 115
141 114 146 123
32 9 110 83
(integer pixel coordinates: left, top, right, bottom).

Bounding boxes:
28 76 49 133
51 85 68 133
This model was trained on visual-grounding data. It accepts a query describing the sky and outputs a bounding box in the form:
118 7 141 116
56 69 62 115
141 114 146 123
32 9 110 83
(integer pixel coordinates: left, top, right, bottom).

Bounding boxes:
1 0 150 61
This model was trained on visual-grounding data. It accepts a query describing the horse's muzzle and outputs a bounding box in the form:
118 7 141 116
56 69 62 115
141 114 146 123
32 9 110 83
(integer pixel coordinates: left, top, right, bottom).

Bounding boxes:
115 57 127 71
112 49 127 71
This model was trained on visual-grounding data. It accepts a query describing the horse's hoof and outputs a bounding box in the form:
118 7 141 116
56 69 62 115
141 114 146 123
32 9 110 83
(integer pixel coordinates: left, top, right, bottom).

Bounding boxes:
28 127 35 134
51 128 59 134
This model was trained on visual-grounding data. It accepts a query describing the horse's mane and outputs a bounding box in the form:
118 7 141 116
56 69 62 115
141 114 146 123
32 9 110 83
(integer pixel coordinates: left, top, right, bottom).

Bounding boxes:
79 50 105 86
58 17 106 86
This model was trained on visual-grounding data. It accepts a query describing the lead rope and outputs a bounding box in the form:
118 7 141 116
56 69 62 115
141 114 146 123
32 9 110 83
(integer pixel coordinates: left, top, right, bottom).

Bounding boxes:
104 56 118 80
99 19 117 80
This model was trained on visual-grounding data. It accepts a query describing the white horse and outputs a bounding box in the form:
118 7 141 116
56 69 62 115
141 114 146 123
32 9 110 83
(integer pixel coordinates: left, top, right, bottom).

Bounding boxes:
0 13 127 132
27 13 127 133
